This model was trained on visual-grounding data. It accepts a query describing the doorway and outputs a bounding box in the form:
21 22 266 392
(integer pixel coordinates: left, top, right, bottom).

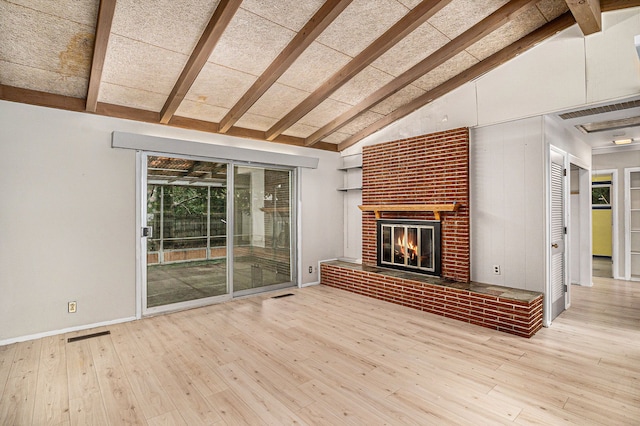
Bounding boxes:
591 170 618 279
140 154 296 315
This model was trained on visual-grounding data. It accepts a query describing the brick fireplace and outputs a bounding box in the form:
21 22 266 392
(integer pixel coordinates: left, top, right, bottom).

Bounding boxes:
362 127 469 282
321 127 543 338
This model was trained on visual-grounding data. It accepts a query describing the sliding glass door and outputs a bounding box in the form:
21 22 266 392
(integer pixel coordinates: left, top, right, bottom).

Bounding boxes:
233 166 294 295
144 156 229 312
141 154 295 314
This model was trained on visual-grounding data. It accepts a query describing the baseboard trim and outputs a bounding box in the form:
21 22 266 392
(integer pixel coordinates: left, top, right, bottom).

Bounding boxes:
0 316 137 346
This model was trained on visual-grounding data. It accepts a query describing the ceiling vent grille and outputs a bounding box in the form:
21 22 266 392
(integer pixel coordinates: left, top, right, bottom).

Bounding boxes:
559 99 640 120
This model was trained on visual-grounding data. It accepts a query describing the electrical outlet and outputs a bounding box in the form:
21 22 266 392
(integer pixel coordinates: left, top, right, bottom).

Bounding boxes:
493 265 501 275
308 266 313 274
68 301 77 313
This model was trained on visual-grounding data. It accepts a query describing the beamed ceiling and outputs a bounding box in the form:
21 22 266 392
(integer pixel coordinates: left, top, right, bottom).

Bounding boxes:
1 0 638 152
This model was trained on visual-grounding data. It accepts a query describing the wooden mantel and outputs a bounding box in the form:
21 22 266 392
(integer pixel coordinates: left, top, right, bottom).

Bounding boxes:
358 203 460 221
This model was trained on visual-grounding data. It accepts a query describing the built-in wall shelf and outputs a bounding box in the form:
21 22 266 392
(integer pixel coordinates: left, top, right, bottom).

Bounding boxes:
338 154 362 192
338 165 362 171
625 168 640 281
359 203 461 221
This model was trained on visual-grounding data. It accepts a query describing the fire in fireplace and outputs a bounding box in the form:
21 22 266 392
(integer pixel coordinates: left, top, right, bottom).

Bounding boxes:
377 219 441 276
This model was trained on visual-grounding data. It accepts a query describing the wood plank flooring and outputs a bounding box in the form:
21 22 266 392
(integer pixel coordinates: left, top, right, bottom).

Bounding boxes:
1 276 639 425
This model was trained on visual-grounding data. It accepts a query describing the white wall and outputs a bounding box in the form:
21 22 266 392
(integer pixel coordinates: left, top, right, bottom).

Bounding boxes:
0 100 343 343
592 149 640 279
471 117 546 291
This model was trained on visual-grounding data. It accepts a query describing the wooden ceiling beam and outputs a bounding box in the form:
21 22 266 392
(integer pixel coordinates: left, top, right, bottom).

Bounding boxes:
218 0 354 134
86 0 117 112
159 0 242 124
338 12 577 151
564 0 602 35
264 0 454 141
1 84 86 112
0 84 337 151
305 0 538 147
601 0 640 11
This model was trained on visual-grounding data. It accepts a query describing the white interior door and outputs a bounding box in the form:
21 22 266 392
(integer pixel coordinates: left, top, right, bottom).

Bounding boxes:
550 149 567 320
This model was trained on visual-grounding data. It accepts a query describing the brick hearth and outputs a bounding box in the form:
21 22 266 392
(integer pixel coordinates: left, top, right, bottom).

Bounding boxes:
321 261 543 338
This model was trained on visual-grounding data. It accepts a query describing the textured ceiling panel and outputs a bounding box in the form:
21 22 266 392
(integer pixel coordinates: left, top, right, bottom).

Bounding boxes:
465 5 546 61
329 66 396 106
235 112 279 132
111 0 218 55
1 2 94 82
2 0 618 151
282 122 320 138
240 0 325 32
175 99 229 123
535 0 570 21
299 98 353 127
208 8 296 76
102 35 187 99
339 110 385 135
371 20 450 76
428 0 509 39
369 84 426 115
99 82 168 111
413 51 478 92
396 0 423 9
0 60 88 98
184 62 256 110
277 42 352 92
7 0 99 26
321 130 353 144
245 83 310 119
315 0 409 57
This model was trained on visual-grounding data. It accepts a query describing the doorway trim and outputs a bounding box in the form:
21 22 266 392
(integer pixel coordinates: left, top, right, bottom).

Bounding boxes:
592 168 619 279
568 157 593 289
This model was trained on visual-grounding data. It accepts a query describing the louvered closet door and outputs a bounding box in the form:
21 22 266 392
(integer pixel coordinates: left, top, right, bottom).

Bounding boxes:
550 152 566 320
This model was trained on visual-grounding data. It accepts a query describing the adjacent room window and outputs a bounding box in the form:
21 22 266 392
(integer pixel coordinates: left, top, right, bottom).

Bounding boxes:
592 182 611 208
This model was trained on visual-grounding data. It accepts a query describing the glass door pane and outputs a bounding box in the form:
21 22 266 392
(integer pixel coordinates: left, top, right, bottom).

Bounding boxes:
233 166 293 294
145 156 228 310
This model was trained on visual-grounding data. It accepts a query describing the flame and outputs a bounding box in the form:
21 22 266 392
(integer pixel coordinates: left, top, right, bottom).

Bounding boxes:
397 235 418 260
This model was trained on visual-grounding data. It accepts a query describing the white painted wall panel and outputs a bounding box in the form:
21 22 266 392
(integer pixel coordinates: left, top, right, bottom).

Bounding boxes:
476 26 586 126
585 9 640 103
471 117 545 292
344 83 478 156
0 100 343 342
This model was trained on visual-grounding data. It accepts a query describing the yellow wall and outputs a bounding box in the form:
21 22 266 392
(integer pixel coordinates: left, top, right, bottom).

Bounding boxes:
592 209 612 256
592 174 612 257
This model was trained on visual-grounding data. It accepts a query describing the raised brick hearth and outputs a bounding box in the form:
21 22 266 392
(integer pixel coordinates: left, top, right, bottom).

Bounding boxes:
321 127 544 337
321 261 543 338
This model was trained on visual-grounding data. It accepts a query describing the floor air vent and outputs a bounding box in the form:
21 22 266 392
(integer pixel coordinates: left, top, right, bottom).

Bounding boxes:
67 330 111 343
271 293 295 299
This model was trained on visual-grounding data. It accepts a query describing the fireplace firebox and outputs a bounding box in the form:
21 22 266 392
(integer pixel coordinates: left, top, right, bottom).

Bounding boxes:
377 219 441 276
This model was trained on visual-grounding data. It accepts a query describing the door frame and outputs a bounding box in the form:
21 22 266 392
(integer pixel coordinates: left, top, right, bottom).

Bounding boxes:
569 158 593 288
592 168 619 279
546 145 569 326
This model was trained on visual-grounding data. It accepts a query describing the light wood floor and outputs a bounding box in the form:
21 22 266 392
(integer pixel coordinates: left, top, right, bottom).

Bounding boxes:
1 277 639 425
